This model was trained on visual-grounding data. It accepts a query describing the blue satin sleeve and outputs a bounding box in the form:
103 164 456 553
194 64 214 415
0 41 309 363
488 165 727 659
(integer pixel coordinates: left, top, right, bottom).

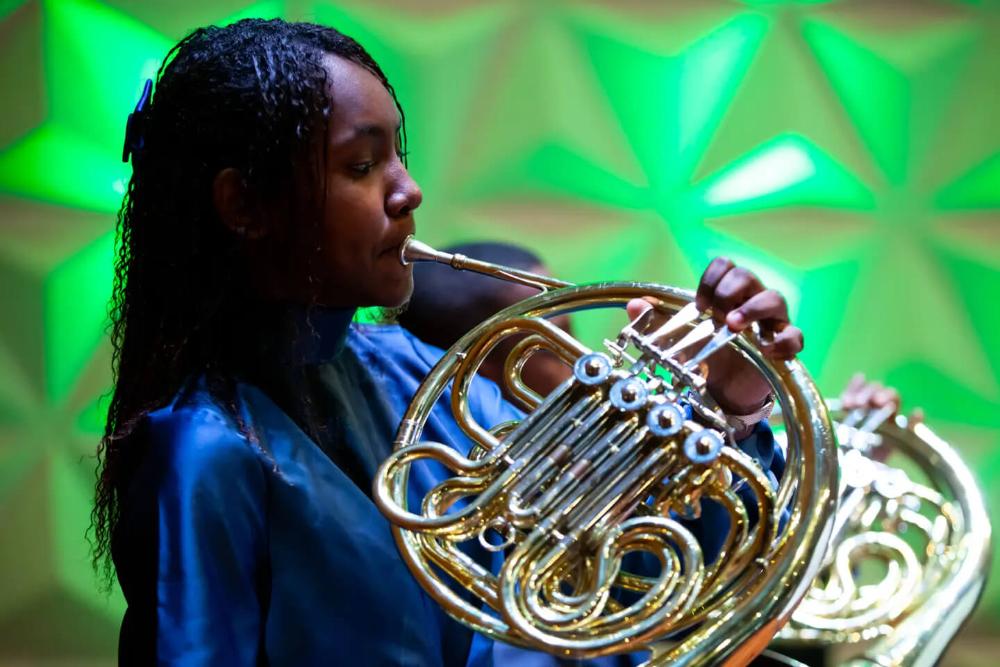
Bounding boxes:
145 401 268 666
676 419 785 563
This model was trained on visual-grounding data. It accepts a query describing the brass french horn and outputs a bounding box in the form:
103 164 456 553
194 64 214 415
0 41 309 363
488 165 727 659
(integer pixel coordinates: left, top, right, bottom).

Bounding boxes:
771 401 991 666
373 237 839 665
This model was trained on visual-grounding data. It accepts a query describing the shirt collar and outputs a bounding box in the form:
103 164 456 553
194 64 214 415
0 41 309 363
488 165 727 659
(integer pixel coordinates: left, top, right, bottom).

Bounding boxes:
277 304 357 366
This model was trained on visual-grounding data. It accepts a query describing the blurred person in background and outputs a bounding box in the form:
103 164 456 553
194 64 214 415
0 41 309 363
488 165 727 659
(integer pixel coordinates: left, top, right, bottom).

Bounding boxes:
398 241 573 404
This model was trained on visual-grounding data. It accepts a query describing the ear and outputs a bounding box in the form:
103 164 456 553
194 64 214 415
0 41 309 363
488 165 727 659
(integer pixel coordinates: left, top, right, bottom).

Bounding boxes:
212 167 268 240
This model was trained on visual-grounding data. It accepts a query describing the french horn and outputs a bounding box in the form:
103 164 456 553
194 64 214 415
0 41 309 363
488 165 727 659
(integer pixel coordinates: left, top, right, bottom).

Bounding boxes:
771 400 991 666
373 237 840 665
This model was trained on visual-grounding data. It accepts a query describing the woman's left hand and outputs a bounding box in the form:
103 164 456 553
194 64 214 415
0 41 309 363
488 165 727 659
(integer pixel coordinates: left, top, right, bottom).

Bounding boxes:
628 257 803 424
694 257 803 416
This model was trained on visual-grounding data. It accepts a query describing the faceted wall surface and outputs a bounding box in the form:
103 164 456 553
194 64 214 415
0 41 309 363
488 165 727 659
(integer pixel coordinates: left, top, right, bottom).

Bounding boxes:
0 0 996 661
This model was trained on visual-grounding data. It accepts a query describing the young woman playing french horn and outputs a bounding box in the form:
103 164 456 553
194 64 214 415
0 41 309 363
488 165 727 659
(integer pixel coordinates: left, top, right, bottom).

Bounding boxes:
94 18 805 666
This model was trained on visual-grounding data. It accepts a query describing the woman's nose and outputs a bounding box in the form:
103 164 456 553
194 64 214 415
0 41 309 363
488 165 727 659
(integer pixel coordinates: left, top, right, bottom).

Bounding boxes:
387 166 423 218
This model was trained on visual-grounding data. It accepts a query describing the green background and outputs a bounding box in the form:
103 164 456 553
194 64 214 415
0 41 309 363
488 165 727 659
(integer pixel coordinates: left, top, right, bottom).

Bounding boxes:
0 0 997 662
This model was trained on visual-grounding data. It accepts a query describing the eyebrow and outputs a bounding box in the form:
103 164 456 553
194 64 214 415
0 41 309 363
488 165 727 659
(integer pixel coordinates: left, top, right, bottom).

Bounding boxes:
350 122 402 140
330 122 402 152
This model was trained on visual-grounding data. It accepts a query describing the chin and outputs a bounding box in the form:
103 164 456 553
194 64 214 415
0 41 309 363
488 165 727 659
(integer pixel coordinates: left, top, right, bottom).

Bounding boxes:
376 276 414 309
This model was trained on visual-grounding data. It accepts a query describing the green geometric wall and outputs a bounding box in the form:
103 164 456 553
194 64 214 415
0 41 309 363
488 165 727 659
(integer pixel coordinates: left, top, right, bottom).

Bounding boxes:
0 0 996 662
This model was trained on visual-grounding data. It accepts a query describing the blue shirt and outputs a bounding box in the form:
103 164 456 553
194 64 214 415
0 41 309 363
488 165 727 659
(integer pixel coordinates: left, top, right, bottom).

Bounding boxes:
112 309 781 666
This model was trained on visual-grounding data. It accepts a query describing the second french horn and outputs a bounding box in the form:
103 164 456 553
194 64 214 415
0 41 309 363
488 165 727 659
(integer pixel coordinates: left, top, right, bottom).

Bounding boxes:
772 399 991 666
373 237 839 666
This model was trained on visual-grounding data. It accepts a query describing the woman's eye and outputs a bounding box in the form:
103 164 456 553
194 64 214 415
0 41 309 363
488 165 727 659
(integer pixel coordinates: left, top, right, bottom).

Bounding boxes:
350 161 375 176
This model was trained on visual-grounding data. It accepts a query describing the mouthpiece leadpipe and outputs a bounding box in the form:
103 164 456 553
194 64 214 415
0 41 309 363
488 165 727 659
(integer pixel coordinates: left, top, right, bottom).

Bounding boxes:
399 235 571 292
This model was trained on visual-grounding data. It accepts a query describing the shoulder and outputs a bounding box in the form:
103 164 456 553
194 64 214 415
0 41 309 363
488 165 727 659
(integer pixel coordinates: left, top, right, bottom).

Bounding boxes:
142 377 266 482
346 322 444 370
347 323 521 422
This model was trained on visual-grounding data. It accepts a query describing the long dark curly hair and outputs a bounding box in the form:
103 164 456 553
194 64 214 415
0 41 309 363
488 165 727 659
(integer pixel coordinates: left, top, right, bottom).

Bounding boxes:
91 18 406 584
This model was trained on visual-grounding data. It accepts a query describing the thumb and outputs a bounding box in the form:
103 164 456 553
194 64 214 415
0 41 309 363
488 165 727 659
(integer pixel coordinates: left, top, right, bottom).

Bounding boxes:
626 297 655 322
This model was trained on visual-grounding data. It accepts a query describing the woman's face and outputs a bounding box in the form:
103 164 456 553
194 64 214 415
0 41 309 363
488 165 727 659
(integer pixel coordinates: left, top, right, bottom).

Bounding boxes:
309 55 422 308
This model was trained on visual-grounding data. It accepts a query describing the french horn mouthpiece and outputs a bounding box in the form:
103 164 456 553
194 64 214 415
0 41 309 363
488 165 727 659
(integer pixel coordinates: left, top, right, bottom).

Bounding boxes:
399 235 454 267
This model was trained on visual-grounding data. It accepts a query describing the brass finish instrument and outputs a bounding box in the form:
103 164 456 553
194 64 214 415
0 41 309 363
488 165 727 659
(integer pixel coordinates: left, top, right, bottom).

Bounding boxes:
772 402 991 666
374 237 839 665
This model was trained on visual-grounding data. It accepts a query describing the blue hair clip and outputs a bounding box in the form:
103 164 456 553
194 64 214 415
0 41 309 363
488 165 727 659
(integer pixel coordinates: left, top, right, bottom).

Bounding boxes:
122 78 153 163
